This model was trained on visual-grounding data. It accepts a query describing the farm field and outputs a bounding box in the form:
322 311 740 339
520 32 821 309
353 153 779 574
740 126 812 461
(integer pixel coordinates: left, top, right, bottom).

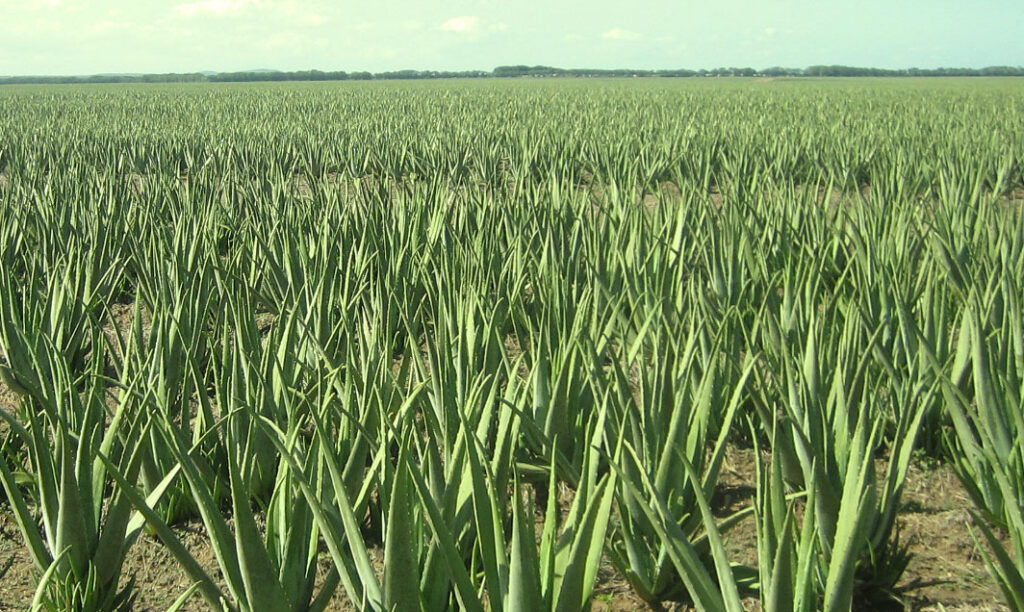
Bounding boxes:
0 77 1023 611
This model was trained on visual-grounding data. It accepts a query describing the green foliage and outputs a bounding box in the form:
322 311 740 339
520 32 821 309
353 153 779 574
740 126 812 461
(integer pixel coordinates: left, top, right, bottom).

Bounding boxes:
0 78 1022 611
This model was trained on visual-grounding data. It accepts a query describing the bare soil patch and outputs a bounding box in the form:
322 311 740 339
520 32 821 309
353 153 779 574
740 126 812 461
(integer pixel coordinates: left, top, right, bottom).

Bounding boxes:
1001 187 1024 209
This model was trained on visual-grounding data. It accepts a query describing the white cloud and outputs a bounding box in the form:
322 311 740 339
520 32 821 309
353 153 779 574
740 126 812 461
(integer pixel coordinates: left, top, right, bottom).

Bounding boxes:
89 20 132 32
11 0 66 7
298 13 325 26
173 0 253 17
6 0 72 10
440 16 478 33
264 30 322 51
601 27 642 41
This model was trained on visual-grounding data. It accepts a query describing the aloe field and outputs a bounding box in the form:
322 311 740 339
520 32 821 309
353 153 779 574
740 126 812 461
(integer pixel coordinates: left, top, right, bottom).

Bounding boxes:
0 77 1022 611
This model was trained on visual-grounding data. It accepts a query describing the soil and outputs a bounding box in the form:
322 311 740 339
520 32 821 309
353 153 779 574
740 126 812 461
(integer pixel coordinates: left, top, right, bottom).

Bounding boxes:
1002 188 1024 209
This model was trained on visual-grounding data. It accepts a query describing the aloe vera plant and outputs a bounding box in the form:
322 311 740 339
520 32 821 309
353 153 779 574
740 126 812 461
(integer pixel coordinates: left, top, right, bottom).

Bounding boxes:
0 78 1023 611
0 330 155 611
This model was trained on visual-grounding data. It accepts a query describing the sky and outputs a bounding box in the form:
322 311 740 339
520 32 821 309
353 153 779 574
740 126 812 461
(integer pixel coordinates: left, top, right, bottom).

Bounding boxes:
1 0 1022 76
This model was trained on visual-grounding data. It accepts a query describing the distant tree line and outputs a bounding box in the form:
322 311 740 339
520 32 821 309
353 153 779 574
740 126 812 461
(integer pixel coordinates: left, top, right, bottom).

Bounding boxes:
2 65 1023 85
0 72 209 84
800 65 1024 77
206 69 492 82
491 65 710 78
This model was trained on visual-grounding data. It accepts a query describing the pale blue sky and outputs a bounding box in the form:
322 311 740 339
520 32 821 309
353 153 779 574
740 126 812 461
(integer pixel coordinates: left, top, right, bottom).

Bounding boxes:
1 0 1021 75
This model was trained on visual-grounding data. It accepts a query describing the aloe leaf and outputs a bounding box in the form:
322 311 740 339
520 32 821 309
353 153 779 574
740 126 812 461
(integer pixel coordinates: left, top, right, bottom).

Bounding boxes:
383 445 421 612
227 444 291 611
611 446 725 612
97 452 226 610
